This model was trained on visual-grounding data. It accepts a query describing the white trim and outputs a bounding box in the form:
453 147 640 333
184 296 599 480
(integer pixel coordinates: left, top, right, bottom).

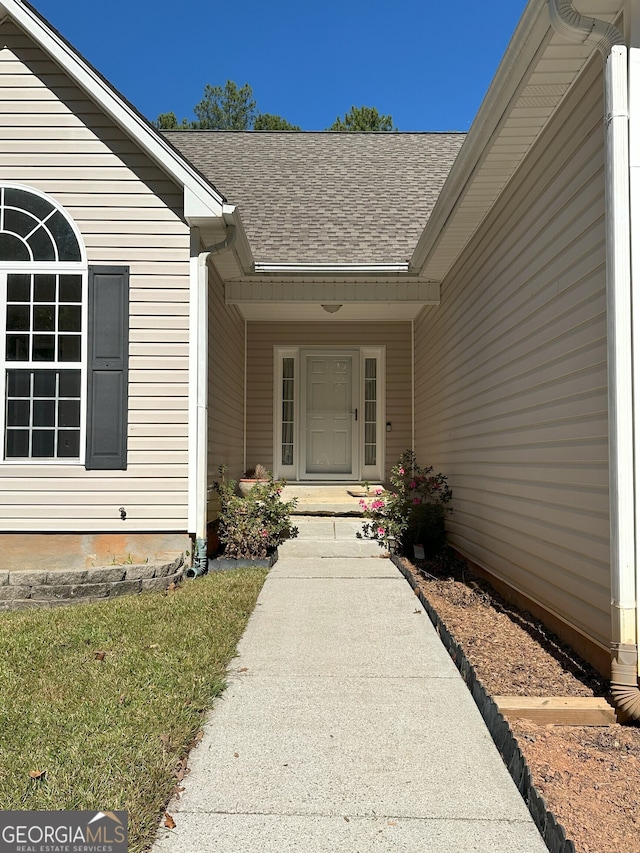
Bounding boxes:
273 347 298 479
254 263 410 274
0 182 88 267
0 185 88 465
187 231 200 535
360 347 385 482
273 346 385 482
0 1 224 219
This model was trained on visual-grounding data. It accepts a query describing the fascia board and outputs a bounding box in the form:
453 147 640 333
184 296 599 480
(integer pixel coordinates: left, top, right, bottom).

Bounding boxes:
226 207 256 273
2 0 224 218
410 0 550 274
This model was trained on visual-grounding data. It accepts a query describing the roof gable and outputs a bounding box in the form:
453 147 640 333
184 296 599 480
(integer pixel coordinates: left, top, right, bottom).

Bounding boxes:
0 0 225 221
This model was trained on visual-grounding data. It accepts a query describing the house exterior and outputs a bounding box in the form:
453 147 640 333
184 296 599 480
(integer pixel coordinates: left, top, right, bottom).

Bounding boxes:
2 0 640 713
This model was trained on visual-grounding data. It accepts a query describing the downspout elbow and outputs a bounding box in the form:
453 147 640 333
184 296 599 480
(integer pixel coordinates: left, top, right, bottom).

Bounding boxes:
548 0 623 56
186 537 208 579
202 224 236 259
611 644 640 722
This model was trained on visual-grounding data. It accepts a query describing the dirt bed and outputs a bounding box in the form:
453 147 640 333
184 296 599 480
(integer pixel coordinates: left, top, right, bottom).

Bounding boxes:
401 553 640 853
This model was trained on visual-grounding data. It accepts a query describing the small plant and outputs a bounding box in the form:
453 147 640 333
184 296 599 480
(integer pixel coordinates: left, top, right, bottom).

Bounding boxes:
357 450 452 556
214 466 299 559
242 463 269 480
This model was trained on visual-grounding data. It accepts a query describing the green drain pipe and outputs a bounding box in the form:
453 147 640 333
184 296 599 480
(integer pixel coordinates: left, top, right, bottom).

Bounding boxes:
186 537 208 579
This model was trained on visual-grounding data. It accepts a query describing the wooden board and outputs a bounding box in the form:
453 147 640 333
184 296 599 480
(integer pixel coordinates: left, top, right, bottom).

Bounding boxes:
495 696 616 726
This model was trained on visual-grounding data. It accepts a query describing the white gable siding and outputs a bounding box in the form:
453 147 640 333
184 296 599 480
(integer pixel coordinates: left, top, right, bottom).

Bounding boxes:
414 55 610 654
0 20 191 531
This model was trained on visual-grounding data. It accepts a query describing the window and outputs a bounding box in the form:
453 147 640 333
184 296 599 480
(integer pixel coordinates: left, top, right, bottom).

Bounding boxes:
0 185 129 468
364 357 377 466
281 357 295 466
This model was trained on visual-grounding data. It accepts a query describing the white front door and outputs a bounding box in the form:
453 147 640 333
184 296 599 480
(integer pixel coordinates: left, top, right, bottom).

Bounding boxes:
274 346 384 482
303 352 357 477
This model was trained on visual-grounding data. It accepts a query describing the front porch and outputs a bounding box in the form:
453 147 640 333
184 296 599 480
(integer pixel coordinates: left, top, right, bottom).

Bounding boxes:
280 483 384 516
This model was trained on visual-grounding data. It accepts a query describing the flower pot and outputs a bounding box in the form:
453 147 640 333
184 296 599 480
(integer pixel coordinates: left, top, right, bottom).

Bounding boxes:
239 478 269 496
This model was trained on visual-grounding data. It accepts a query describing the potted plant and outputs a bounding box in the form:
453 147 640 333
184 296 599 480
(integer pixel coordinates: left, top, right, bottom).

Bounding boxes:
210 466 299 568
239 463 270 496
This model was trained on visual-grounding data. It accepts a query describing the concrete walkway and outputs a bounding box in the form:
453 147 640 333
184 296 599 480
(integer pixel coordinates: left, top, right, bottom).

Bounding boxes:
153 518 547 853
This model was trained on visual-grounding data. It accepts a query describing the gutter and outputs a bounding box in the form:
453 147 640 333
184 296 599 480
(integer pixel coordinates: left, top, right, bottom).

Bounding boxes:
548 0 640 720
188 206 238 579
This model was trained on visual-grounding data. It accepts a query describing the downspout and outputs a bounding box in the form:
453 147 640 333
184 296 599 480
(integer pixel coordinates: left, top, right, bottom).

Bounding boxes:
548 1 640 719
187 217 237 579
411 319 415 454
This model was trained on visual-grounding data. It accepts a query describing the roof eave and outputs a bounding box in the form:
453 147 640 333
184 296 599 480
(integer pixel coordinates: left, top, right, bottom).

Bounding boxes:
411 0 624 281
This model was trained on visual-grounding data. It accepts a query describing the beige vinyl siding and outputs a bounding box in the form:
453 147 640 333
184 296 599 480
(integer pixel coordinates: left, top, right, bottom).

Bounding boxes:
0 21 191 531
247 322 412 478
207 264 245 491
414 55 609 651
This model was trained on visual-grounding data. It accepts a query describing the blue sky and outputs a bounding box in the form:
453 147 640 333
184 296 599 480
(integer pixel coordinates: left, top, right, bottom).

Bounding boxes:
32 0 528 131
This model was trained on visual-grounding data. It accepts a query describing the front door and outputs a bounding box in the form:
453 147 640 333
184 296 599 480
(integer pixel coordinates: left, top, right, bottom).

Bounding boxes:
273 346 384 482
303 351 357 478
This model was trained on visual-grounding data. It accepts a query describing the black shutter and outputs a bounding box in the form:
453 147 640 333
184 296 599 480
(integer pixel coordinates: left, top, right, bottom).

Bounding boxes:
85 266 129 470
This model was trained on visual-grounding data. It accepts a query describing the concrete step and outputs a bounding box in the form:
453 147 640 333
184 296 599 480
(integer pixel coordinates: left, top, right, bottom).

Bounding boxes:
280 484 383 516
281 516 384 558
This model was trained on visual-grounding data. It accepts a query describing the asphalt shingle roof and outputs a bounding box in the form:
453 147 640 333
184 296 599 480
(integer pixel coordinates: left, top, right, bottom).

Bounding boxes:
163 131 465 265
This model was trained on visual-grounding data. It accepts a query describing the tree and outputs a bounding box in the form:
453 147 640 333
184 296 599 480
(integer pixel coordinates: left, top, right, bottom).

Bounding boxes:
193 81 257 130
328 105 395 132
154 111 191 130
154 81 300 131
254 112 301 131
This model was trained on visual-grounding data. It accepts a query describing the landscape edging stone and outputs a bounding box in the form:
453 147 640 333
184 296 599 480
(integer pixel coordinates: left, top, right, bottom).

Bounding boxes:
208 550 278 572
0 555 184 612
392 553 576 853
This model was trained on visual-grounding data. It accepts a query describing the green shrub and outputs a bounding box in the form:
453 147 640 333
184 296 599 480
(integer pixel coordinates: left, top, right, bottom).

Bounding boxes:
214 467 298 559
358 450 452 556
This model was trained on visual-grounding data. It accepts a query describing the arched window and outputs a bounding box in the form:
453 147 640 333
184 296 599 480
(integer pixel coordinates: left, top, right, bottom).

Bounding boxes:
0 185 86 460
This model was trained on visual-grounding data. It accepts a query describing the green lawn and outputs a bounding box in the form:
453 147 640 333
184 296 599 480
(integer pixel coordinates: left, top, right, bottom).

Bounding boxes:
0 568 268 852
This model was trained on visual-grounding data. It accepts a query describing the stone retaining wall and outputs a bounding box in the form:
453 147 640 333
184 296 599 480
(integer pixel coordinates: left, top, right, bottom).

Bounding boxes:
0 555 184 612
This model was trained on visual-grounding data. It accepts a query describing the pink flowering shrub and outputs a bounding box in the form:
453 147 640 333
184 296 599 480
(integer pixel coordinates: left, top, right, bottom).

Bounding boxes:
357 450 452 556
214 466 298 559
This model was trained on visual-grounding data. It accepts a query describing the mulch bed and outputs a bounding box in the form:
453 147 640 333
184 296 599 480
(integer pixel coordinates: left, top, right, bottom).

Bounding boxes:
399 551 640 853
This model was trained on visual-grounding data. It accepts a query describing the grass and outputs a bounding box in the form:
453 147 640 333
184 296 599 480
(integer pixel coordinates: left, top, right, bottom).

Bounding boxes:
0 568 268 851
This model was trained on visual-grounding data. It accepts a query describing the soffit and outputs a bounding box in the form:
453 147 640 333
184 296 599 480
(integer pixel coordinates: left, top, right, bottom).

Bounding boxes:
413 0 623 282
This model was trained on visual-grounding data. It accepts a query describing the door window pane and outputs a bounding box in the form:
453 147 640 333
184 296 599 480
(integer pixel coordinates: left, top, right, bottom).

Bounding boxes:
281 358 294 466
364 358 377 466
